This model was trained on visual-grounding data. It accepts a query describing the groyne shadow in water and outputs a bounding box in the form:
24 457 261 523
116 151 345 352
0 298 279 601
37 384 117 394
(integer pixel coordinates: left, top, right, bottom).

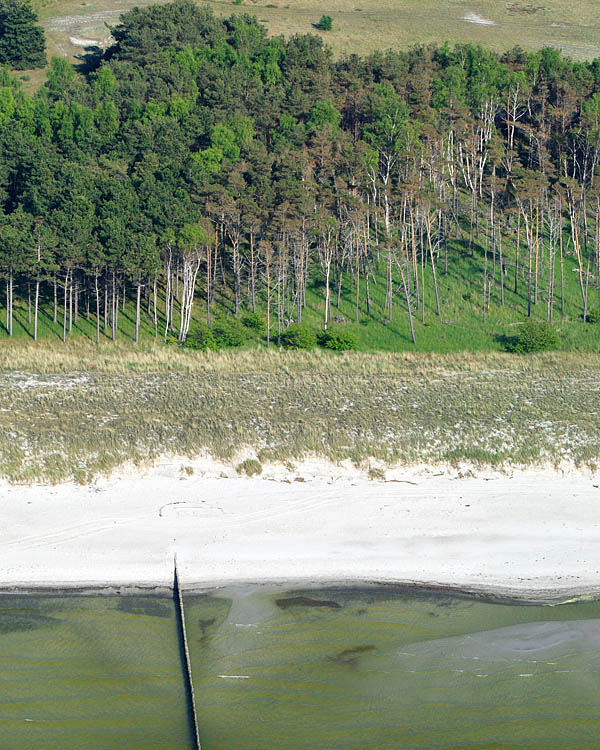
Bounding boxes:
173 562 202 750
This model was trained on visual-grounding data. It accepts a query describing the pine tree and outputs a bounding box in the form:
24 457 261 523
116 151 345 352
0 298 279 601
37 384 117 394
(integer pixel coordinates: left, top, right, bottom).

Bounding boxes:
0 0 46 70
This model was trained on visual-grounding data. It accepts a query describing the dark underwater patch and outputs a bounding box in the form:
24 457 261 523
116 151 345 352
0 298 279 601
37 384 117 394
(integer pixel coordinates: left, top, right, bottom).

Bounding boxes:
276 596 342 610
117 597 172 618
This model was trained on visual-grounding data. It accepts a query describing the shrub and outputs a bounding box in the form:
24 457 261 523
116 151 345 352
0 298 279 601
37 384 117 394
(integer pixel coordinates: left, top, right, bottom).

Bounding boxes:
241 311 266 332
586 308 600 324
280 323 317 350
318 325 357 351
368 467 385 481
185 324 217 351
236 458 262 476
316 14 333 30
504 319 559 354
212 317 246 348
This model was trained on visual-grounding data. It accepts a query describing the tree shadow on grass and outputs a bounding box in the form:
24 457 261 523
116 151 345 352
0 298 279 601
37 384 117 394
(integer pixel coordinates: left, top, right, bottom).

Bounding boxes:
74 47 104 77
493 332 518 352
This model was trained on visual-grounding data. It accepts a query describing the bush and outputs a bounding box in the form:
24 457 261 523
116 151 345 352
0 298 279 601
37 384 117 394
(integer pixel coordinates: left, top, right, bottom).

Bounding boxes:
185 324 217 351
280 323 317 350
212 317 246 348
241 311 266 332
236 458 262 476
318 325 357 351
316 14 333 30
504 319 559 354
586 308 600 324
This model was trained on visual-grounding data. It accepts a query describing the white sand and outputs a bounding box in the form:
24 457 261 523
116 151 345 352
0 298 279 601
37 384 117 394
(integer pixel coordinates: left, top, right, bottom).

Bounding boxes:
463 12 496 26
69 36 102 47
2 464 600 600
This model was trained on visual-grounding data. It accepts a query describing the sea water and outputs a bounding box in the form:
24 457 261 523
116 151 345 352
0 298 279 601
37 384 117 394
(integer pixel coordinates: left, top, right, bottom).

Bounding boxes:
1 587 600 749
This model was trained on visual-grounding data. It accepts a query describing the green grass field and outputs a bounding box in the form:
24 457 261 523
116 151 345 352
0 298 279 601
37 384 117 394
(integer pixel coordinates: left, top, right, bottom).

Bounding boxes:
18 0 600 92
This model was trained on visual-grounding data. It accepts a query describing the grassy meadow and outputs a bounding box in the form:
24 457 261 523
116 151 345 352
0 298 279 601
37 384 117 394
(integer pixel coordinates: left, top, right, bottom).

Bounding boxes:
18 0 600 93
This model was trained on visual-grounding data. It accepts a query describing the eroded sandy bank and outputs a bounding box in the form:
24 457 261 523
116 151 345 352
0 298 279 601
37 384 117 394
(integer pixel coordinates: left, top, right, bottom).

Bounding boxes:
2 459 600 601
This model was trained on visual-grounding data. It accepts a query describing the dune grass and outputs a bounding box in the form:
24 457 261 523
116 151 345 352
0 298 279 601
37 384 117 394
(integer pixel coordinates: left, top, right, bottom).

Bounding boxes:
2 345 600 483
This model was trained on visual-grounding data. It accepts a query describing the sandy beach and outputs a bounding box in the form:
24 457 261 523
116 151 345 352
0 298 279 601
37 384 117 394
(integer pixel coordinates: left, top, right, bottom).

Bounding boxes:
2 461 600 600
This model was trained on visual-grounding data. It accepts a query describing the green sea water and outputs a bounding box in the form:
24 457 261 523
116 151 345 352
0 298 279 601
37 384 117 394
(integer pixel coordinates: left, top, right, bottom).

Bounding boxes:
1 588 600 749
0 594 190 749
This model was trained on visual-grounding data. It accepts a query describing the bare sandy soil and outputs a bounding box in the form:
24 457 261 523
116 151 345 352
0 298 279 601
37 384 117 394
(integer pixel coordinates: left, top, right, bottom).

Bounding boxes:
2 460 600 600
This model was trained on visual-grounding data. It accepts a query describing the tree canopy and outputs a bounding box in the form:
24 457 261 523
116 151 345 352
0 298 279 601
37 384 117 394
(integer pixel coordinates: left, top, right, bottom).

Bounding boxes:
1 0 600 346
0 0 45 69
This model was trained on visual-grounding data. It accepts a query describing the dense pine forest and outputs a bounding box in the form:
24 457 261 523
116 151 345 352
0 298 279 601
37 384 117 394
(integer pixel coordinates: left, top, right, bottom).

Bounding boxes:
2 0 600 351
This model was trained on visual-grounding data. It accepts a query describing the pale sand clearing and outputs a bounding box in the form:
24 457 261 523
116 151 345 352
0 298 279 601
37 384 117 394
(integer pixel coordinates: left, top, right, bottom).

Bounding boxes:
69 36 103 47
1 460 600 600
463 12 496 26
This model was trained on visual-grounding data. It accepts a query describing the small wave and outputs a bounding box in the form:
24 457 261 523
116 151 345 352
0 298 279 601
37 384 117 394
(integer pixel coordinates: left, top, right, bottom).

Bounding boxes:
218 674 251 679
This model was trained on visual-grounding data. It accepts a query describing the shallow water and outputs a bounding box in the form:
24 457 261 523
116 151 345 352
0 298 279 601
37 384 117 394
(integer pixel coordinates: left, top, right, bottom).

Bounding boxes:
186 587 600 749
0 595 189 749
1 588 600 749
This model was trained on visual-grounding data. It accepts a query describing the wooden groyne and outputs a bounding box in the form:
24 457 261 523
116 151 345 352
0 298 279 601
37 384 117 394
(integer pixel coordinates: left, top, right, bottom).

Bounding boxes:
173 555 201 750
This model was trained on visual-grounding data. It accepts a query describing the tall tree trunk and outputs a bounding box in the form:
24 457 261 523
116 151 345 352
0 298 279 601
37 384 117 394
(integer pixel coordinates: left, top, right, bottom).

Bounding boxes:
164 250 172 339
560 221 565 317
63 270 69 343
427 219 441 316
363 229 371 315
483 232 488 323
135 282 141 343
250 228 256 313
399 263 416 345
104 273 108 332
6 271 13 336
498 229 504 307
324 260 331 329
421 227 425 324
514 213 520 295
95 275 100 345
112 271 117 341
355 238 360 324
206 244 212 326
266 249 271 347
153 278 158 338
68 278 73 333
33 277 39 341
534 200 539 305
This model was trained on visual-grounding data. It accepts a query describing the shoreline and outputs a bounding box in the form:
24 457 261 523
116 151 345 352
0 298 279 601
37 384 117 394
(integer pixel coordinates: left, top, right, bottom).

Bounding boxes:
2 459 600 601
1 579 599 605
